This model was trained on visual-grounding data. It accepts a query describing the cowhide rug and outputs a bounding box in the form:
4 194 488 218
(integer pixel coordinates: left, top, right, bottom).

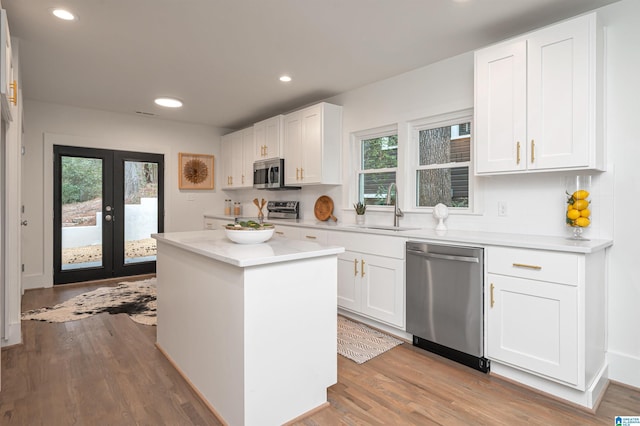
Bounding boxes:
21 278 157 326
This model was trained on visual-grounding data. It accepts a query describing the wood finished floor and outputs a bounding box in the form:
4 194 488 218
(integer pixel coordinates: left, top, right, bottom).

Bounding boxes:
2 279 639 425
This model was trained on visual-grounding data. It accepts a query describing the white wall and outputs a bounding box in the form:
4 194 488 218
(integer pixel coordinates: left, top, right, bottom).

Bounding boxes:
21 100 227 289
597 0 640 388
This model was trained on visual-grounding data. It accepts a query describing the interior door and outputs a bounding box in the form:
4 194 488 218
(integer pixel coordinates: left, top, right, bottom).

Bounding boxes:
53 146 164 284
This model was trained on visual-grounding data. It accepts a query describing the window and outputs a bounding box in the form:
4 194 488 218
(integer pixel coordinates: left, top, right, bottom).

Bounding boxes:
355 127 398 206
412 112 472 209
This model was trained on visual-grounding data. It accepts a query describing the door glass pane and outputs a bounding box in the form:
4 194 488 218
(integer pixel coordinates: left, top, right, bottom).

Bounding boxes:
124 161 158 264
61 156 103 270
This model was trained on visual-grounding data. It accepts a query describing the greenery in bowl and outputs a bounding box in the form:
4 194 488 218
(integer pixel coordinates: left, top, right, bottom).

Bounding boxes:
225 220 274 230
353 202 366 215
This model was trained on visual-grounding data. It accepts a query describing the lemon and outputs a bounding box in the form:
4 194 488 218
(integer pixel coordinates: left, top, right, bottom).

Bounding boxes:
573 199 589 211
567 209 581 220
580 209 591 218
573 190 590 200
575 217 590 227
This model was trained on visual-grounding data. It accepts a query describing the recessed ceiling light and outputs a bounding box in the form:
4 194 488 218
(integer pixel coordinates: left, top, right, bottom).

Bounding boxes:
154 97 183 108
279 75 292 82
51 8 77 21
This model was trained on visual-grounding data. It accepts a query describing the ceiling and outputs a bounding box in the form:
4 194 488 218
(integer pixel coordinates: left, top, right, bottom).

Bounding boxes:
3 0 620 130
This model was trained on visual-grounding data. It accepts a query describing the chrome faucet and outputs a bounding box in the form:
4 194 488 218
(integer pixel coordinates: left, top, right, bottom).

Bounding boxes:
386 183 404 227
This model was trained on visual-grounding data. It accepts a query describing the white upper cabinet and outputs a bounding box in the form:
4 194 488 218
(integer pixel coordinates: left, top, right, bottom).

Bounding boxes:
474 13 603 175
221 127 254 189
254 115 284 159
283 102 342 186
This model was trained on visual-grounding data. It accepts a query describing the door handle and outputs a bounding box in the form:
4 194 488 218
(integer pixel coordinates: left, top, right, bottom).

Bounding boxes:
21 219 28 226
104 214 113 222
361 259 365 277
354 258 358 276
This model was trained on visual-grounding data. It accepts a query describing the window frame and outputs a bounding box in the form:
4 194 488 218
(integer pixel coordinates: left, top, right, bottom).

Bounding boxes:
351 124 399 211
408 108 477 213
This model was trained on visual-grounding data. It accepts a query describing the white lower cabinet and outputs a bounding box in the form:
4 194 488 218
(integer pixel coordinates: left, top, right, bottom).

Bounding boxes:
337 251 404 328
329 232 406 329
486 245 606 400
272 225 301 240
487 273 578 384
203 217 228 230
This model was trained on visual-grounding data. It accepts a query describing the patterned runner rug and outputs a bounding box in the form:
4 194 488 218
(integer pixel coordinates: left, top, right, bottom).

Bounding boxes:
337 316 403 364
21 278 157 326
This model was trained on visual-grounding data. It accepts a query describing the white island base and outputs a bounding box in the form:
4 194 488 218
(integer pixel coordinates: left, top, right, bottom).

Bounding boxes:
153 231 342 426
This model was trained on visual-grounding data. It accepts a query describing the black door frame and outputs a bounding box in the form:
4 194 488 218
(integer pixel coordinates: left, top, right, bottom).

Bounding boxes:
53 145 164 284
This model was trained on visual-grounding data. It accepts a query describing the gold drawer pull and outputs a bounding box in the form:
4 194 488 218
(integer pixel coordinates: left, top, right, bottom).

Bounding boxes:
516 141 521 165
361 259 365 277
275 231 284 235
305 235 317 239
513 263 542 270
354 259 358 276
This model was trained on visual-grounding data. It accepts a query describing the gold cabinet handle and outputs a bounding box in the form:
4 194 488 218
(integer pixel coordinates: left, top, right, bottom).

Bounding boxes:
296 167 299 180
9 80 17 105
490 283 495 308
241 174 245 184
531 139 535 163
275 231 284 235
354 259 358 276
300 167 304 180
516 141 521 165
361 259 365 277
305 235 317 240
513 263 542 270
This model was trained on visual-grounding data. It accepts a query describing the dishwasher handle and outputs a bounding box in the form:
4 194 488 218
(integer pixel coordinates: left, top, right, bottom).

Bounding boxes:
406 249 480 263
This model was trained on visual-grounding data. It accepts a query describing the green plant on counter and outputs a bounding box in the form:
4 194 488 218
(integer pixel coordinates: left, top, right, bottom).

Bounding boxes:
353 201 366 215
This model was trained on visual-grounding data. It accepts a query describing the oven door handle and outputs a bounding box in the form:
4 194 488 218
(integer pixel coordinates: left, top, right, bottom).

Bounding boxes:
407 250 479 263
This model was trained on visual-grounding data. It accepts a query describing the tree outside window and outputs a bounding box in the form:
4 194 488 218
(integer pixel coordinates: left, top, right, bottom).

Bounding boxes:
357 133 398 206
415 121 471 208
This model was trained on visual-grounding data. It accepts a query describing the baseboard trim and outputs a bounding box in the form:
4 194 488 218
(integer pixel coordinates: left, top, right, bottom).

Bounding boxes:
490 362 609 411
1 322 22 347
155 342 228 425
607 350 640 389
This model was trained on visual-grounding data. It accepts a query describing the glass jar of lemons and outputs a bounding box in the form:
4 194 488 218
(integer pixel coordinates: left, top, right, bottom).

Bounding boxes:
566 175 592 240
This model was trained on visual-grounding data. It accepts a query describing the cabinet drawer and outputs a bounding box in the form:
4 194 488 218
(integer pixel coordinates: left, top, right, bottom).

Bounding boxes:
298 229 328 244
328 231 406 259
487 246 580 286
273 225 301 239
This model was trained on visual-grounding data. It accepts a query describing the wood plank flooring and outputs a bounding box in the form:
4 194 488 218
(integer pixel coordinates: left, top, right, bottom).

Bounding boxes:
2 279 639 425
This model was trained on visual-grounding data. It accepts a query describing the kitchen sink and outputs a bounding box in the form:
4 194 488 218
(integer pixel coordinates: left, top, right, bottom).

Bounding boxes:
349 225 421 232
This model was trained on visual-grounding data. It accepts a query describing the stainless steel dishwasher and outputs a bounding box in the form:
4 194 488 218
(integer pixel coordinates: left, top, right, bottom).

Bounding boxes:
406 241 489 372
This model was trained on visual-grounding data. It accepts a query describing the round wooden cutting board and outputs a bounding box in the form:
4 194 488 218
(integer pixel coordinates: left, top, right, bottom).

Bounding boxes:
314 196 337 222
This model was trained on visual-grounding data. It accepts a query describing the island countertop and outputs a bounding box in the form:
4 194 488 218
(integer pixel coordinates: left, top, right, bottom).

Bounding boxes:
152 230 344 267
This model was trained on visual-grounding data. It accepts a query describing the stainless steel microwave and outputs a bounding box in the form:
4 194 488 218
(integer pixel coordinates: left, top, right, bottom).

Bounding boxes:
253 158 300 190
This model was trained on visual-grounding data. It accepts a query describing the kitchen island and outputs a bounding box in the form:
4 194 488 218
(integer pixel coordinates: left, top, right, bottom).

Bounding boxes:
152 230 344 426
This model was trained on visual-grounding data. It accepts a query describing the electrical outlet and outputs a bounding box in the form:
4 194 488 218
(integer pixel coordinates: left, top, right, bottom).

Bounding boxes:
498 201 508 217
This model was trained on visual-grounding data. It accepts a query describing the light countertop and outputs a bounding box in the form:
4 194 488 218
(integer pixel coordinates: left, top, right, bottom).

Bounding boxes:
152 230 345 267
204 213 612 254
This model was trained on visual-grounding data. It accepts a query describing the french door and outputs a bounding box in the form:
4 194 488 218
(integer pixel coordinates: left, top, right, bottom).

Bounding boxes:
53 146 164 284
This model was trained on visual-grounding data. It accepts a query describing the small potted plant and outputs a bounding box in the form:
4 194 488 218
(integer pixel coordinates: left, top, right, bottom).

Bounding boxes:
354 201 366 225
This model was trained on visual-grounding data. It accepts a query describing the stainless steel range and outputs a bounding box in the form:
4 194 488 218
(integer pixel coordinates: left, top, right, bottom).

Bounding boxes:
267 201 299 220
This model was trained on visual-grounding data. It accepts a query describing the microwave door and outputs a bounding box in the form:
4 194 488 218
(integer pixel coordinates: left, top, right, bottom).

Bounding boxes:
269 165 280 188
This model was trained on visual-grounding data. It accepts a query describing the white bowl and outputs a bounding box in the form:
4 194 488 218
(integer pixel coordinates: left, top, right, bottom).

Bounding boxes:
224 227 275 244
